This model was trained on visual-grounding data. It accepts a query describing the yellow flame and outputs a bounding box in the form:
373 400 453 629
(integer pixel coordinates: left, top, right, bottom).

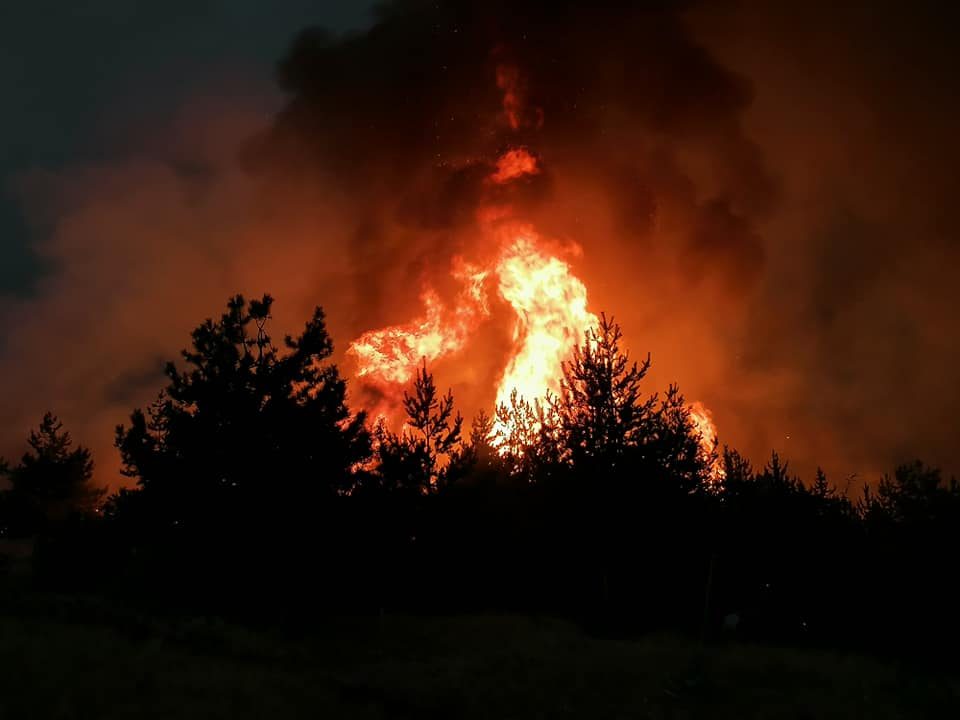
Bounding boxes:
688 401 726 486
347 261 488 386
492 223 598 420
346 145 726 484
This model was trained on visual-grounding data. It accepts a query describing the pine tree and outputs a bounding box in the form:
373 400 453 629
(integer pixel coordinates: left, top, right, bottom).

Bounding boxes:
454 409 498 475
555 314 655 468
493 391 562 481
722 447 754 485
115 294 371 526
2 413 104 535
811 467 831 498
468 409 496 465
642 384 711 491
377 362 463 493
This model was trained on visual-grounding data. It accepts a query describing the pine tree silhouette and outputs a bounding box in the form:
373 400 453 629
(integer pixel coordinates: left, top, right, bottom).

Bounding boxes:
555 314 655 469
115 294 370 525
376 361 463 493
1 413 104 536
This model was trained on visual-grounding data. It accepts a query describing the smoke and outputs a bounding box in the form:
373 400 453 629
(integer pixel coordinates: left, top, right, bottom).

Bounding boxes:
250 0 778 458
687 0 960 479
1 0 957 487
0 95 365 484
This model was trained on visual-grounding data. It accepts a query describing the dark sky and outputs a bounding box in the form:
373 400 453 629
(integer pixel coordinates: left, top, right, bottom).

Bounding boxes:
1 0 958 487
0 0 375 295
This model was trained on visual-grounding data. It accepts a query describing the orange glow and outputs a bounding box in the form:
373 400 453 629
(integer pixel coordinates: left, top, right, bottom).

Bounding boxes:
496 64 523 130
689 401 726 486
347 135 726 481
490 147 540 184
347 219 595 430
492 223 597 429
347 260 489 387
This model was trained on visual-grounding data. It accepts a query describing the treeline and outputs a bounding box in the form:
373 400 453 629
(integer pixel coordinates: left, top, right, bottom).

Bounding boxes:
2 295 959 659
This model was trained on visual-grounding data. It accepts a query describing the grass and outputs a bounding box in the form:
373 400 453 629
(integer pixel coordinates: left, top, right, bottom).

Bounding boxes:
0 598 956 719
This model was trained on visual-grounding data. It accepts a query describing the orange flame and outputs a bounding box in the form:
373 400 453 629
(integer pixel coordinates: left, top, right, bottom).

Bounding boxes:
689 401 726 486
347 134 726 485
489 147 540 184
492 223 598 414
347 260 489 387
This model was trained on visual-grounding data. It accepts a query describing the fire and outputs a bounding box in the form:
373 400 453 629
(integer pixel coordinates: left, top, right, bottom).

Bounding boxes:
489 147 540 184
346 218 593 422
347 260 489 387
345 64 726 485
492 224 597 415
689 401 726 486
347 213 726 486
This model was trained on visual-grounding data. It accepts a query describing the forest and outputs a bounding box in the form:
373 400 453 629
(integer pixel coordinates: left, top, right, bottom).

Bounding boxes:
2 293 958 662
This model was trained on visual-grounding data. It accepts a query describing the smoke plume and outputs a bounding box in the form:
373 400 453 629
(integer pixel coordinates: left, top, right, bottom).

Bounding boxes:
1 0 957 487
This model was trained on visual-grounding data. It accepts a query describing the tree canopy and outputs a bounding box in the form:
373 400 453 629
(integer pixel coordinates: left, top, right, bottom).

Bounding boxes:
114 294 370 528
0 413 104 536
2 295 957 659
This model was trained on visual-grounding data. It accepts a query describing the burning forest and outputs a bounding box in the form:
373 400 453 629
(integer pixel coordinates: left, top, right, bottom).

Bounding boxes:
2 3 960 713
344 61 721 474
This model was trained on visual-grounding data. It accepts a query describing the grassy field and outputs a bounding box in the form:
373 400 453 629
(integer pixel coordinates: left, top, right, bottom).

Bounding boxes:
0 599 956 719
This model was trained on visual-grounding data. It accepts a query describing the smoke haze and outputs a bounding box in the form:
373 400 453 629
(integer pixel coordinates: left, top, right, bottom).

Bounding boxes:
2 0 957 487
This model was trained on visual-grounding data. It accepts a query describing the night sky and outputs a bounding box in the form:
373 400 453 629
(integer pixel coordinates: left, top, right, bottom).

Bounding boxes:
2 1 959 486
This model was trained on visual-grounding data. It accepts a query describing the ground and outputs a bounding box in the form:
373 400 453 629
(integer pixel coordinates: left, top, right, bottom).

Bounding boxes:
0 596 956 719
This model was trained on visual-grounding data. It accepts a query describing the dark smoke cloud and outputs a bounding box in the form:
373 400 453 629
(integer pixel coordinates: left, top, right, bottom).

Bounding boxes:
689 0 960 479
1 0 957 488
250 0 779 455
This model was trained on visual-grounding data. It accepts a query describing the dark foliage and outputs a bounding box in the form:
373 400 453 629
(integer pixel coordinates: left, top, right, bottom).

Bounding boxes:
107 295 371 612
5 296 959 663
0 413 104 538
555 313 655 469
374 361 464 494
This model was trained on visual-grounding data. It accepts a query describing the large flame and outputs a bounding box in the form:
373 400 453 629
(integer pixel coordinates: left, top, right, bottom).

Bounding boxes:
345 215 594 425
347 259 489 386
345 64 725 486
492 223 597 412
